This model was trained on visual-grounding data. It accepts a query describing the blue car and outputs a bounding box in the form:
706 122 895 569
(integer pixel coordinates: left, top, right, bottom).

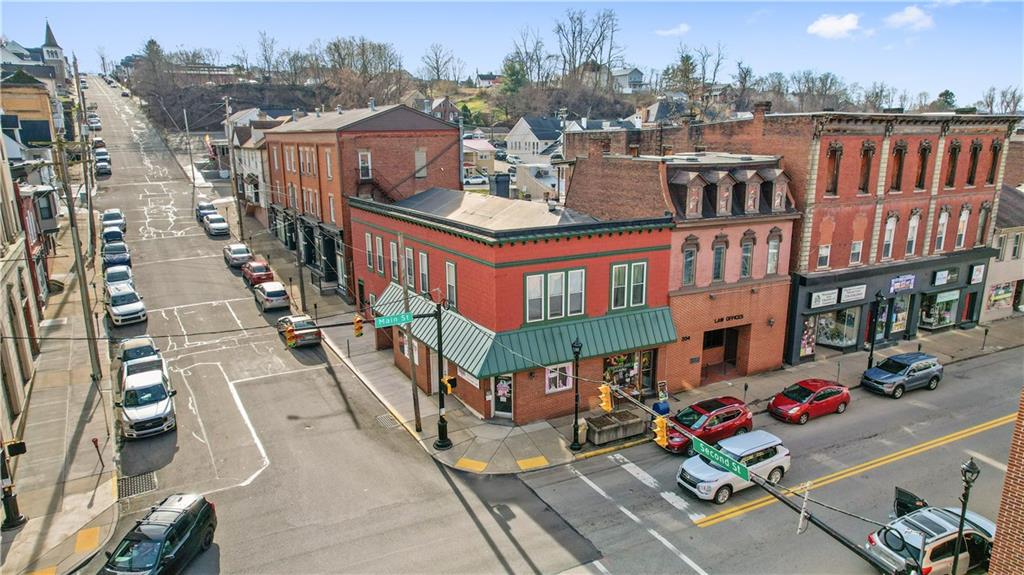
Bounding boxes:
102 242 132 270
860 352 943 399
195 201 217 222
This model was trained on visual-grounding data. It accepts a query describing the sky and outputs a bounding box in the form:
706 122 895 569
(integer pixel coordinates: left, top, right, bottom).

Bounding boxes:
3 1 1022 106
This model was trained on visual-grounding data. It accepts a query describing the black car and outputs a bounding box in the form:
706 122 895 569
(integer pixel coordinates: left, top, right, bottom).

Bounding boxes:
494 149 508 161
100 493 217 575
102 242 132 270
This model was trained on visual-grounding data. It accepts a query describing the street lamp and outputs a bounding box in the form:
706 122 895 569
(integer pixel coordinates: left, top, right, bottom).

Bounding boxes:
951 457 981 575
569 337 584 452
867 290 886 369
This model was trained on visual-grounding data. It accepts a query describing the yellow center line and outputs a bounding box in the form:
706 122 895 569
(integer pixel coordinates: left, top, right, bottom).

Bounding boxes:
695 413 1015 528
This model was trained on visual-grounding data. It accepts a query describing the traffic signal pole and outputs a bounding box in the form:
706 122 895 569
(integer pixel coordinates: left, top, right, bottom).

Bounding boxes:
432 301 451 450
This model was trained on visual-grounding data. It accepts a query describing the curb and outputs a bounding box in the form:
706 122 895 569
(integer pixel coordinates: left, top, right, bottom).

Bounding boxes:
60 500 120 575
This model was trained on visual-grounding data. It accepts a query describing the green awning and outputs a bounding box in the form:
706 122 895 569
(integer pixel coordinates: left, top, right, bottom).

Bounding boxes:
373 283 677 379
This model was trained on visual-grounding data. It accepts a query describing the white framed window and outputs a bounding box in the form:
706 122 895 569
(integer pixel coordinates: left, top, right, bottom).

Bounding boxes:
630 262 647 306
611 264 628 309
850 240 863 265
445 261 457 307
457 366 479 388
325 149 333 179
328 194 335 224
995 234 1006 260
955 209 969 249
567 269 585 316
683 247 697 285
389 241 398 280
906 216 919 256
740 242 753 278
882 217 896 259
547 272 565 319
419 252 429 293
405 247 415 288
526 274 544 322
311 148 317 175
272 146 279 171
359 150 372 179
767 238 780 275
1013 233 1023 259
365 233 373 269
817 244 831 269
935 211 949 252
375 236 384 273
544 363 573 394
415 148 427 179
369 293 377 306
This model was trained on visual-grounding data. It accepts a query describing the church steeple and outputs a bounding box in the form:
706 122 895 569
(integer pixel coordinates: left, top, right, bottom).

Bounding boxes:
43 20 60 48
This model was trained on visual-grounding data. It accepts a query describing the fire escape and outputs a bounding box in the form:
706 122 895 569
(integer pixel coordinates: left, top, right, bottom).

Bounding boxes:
355 168 410 203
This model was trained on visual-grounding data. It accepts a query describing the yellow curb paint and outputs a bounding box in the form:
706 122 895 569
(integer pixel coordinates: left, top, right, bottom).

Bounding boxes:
455 457 488 473
74 526 101 553
695 413 1015 528
26 567 57 575
517 455 549 471
573 437 652 461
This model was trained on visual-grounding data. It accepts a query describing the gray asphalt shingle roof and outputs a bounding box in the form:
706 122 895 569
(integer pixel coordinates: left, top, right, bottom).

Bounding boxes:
996 184 1024 229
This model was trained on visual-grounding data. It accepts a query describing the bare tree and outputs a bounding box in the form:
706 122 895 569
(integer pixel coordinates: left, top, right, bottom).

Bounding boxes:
232 44 249 71
96 46 109 75
257 30 278 79
421 43 453 93
897 90 911 110
861 82 896 112
510 27 557 86
732 60 754 112
449 56 466 84
914 91 930 111
553 9 620 88
998 86 1021 114
325 35 408 107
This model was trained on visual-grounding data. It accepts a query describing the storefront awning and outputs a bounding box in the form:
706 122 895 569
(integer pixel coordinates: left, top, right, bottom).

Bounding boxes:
373 283 677 379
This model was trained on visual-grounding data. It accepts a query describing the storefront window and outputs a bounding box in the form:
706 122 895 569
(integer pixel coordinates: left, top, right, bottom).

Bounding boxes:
874 300 889 342
603 353 639 395
988 282 1015 310
799 317 816 358
545 364 572 394
815 307 860 348
920 290 959 329
890 294 910 333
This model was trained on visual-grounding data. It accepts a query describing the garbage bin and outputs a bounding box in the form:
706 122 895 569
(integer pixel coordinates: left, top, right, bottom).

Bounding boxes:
653 400 671 417
578 419 589 444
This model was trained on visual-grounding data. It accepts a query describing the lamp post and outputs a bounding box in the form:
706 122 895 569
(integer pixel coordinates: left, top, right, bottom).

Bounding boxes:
867 290 886 369
951 457 981 575
569 337 584 452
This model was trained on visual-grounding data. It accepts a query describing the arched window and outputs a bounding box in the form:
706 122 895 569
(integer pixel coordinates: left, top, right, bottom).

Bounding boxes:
882 215 897 259
935 208 950 252
906 212 920 257
955 206 971 249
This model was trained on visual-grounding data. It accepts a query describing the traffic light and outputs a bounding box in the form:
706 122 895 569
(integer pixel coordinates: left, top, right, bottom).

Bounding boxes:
284 326 297 348
598 384 613 412
653 416 669 448
441 375 457 395
353 314 364 337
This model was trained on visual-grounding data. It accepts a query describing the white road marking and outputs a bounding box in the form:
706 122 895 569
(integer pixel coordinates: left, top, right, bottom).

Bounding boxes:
133 254 221 266
593 560 611 575
200 362 271 496
609 453 705 521
230 364 330 385
146 297 251 314
965 449 1008 472
224 300 247 335
177 368 217 477
569 465 709 575
120 232 207 242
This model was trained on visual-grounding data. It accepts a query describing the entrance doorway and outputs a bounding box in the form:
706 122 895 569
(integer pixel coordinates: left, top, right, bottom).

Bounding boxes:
494 374 513 417
701 327 741 384
961 292 977 324
322 236 338 282
640 349 657 398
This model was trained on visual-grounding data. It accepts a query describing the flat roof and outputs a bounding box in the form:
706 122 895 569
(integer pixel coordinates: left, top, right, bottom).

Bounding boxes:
393 187 597 231
608 151 780 165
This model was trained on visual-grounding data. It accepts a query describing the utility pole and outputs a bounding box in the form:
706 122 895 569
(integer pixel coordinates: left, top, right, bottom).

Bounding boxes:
72 56 96 258
398 233 422 432
433 300 451 450
183 108 197 213
292 215 307 313
55 136 107 431
223 96 244 240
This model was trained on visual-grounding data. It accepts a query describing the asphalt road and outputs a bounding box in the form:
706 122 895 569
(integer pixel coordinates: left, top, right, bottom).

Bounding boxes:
524 348 1023 575
81 78 597 574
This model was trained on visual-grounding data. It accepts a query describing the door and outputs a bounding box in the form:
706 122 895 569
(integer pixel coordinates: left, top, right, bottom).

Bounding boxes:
724 329 739 366
961 292 976 323
357 280 366 312
809 389 837 417
493 375 513 418
908 362 929 390
322 236 337 282
640 349 656 397
701 414 727 443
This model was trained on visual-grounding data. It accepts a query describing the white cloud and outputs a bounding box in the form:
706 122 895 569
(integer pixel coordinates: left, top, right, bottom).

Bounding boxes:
863 28 877 37
655 23 691 37
806 14 861 39
885 5 935 30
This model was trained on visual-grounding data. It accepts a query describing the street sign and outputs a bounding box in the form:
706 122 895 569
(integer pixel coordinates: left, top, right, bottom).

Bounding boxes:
691 437 749 481
374 311 413 328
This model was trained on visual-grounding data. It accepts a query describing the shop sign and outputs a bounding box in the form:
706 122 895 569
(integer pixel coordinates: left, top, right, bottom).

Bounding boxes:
991 283 1014 302
933 268 960 286
810 289 839 309
890 275 916 294
936 290 960 304
970 264 986 285
841 284 867 303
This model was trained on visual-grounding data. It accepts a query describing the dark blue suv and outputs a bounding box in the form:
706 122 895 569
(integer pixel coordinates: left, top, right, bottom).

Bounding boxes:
100 493 216 574
861 352 943 399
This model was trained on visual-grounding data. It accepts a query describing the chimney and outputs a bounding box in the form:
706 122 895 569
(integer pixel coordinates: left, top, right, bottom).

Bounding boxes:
257 110 268 120
368 97 376 111
753 101 772 118
662 144 673 156
547 199 558 212
291 109 298 122
581 117 588 130
629 144 640 158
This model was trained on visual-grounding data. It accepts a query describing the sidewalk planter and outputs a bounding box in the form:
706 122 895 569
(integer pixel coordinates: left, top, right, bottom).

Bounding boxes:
586 410 645 446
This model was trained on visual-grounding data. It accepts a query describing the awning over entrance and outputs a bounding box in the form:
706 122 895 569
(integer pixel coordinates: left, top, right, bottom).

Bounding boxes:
373 283 677 380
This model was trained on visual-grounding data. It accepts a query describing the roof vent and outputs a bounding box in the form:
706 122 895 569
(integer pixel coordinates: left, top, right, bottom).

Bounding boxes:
547 199 558 212
883 107 904 114
685 157 699 162
741 156 753 161
336 105 343 114
368 97 376 111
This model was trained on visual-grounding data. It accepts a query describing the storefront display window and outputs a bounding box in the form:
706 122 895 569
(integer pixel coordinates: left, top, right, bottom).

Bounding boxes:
799 317 816 358
815 307 860 348
603 353 640 395
920 290 959 329
890 294 910 333
874 300 889 342
988 282 1015 310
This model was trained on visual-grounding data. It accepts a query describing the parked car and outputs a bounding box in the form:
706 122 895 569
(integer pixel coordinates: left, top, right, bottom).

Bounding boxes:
275 315 322 347
101 208 126 232
195 201 217 222
118 355 169 388
105 285 147 326
463 174 487 186
494 149 508 161
662 396 753 455
101 226 124 246
861 352 943 399
241 260 274 286
120 89 130 97
115 369 175 439
104 265 134 291
95 160 112 176
88 119 102 131
114 336 160 365
506 155 521 165
202 214 230 236
94 149 111 164
677 430 790 505
222 243 253 267
768 379 850 425
87 112 101 122
866 506 995 575
253 281 290 312
507 165 517 175
100 493 216 575
101 242 131 270
92 137 106 149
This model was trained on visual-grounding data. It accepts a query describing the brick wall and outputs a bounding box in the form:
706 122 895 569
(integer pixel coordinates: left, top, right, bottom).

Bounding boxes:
564 126 692 161
991 387 1024 574
1004 138 1024 189
565 156 669 220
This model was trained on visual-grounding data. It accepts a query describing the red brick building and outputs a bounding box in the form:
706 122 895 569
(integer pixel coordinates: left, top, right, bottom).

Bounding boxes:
264 104 460 300
565 147 798 388
991 387 1024 574
697 105 1019 364
350 188 676 423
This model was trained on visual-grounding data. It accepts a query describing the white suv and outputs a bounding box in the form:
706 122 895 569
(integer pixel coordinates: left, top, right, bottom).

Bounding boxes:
677 430 790 504
115 370 177 439
105 285 147 326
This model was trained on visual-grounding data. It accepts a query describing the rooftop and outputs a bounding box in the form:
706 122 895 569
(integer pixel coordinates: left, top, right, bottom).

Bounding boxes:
611 151 781 165
996 184 1024 229
463 138 495 152
391 187 597 231
266 104 400 133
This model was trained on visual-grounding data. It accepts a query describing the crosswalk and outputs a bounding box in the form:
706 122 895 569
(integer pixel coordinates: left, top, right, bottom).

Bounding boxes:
607 453 706 522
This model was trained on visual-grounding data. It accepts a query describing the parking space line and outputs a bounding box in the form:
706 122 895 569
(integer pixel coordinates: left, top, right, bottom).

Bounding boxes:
965 449 1008 472
146 297 251 314
223 300 247 335
133 254 221 267
695 413 1015 528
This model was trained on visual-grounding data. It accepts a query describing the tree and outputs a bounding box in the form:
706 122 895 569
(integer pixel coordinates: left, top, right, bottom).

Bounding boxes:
978 86 997 113
553 9 621 88
861 82 896 112
663 43 725 119
500 58 527 96
732 60 754 112
460 103 472 119
421 43 453 93
232 44 249 71
937 89 956 109
324 35 408 107
999 86 1022 114
96 46 109 75
257 30 278 79
510 27 556 86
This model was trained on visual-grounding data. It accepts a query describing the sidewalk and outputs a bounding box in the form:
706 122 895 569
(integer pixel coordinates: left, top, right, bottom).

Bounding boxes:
2 223 119 575
220 184 1024 477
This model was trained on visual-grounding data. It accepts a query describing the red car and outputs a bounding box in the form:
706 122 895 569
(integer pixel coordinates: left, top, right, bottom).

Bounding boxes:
768 379 850 425
242 260 274 286
663 396 753 455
